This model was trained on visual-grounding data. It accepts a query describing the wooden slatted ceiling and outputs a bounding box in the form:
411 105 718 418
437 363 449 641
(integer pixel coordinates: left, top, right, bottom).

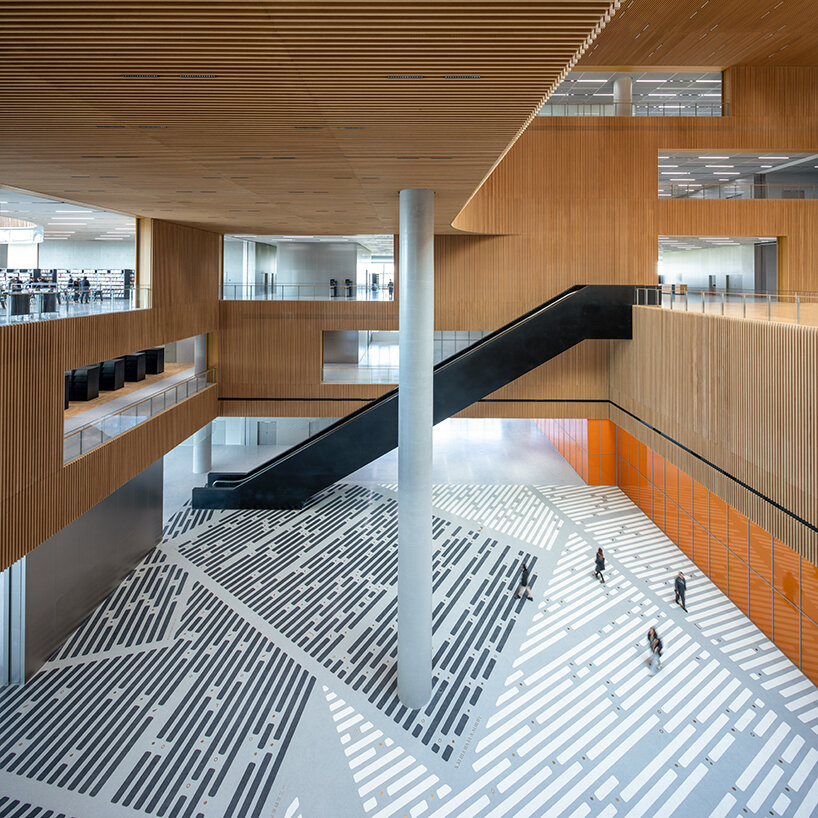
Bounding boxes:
579 0 818 69
0 1 616 234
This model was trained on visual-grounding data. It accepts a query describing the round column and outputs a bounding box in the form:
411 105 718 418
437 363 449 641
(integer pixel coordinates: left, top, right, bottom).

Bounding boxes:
613 75 633 116
192 423 212 474
397 188 434 709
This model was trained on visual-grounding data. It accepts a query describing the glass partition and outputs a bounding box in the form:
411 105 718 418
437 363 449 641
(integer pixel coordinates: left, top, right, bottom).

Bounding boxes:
63 368 215 463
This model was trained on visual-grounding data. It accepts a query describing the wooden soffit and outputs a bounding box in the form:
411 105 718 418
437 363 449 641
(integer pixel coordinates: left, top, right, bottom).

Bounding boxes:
0 1 617 234
579 0 818 69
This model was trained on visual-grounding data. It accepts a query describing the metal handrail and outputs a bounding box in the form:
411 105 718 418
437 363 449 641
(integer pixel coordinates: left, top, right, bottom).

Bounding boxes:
539 100 726 117
2 286 151 324
659 182 818 200
634 285 818 326
220 283 395 301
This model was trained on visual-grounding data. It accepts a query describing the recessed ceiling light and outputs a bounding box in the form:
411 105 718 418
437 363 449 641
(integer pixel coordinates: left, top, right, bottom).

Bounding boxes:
698 155 730 159
695 79 721 83
705 164 734 168
758 155 789 159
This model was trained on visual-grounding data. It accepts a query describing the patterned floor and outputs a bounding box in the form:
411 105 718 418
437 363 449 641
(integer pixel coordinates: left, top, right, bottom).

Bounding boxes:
1 482 817 817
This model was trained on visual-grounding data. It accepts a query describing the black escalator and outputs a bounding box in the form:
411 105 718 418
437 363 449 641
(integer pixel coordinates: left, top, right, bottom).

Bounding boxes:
192 284 635 510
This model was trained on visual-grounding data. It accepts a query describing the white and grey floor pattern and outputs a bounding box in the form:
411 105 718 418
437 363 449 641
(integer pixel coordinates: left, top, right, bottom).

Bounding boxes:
0 482 817 818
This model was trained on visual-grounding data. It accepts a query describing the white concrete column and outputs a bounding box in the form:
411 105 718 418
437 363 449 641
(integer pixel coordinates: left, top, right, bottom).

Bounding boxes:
192 424 212 474
397 188 434 709
192 333 211 474
193 333 207 374
613 75 633 116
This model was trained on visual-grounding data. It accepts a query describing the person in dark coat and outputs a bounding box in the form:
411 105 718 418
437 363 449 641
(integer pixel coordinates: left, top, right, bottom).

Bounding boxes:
80 275 91 303
594 548 606 583
516 563 533 600
674 571 687 611
647 627 663 675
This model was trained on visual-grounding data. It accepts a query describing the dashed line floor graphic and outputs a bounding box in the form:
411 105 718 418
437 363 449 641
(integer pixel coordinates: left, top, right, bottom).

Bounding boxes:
0 482 816 817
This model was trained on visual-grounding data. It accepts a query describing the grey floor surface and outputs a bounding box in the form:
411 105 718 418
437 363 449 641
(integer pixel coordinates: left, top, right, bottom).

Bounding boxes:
2 419 815 817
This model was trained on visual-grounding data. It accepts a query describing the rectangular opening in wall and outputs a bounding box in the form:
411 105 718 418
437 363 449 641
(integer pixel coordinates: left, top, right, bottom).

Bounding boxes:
63 335 213 464
540 70 724 117
0 186 141 323
222 234 394 301
650 237 818 322
658 236 778 293
321 330 489 384
657 152 818 199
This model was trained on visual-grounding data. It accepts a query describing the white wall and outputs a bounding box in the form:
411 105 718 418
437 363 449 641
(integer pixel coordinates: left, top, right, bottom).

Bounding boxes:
38 240 136 270
275 242 359 286
660 244 756 290
255 242 276 285
6 243 38 268
223 239 245 286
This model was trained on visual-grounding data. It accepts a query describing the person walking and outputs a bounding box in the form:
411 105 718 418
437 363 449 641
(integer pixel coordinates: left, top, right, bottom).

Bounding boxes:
80 275 91 304
674 571 687 612
516 563 534 600
594 548 606 583
647 627 663 675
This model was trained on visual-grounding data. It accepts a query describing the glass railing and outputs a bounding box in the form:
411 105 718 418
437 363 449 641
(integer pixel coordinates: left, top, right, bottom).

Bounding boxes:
635 286 818 326
2 287 151 325
539 101 726 117
63 368 215 464
659 182 818 200
221 283 394 301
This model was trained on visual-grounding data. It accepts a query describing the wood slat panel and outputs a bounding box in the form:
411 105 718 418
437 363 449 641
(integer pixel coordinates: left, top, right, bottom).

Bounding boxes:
610 309 818 563
0 1 618 235
0 219 221 571
578 0 818 68
0 385 217 571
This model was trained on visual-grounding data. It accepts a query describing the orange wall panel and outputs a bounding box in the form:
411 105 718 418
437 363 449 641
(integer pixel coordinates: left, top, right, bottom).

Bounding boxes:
802 558 818 624
693 522 710 575
693 480 709 529
749 522 773 583
750 570 774 640
665 462 678 504
802 616 818 686
774 538 801 607
729 553 750 616
710 493 728 546
728 508 749 561
773 593 801 666
710 539 729 595
678 513 694 560
678 472 693 517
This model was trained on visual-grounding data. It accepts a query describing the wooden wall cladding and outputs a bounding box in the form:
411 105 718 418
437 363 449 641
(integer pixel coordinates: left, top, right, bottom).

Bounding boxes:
0 386 217 571
609 309 818 563
0 218 220 571
447 66 818 307
217 297 611 417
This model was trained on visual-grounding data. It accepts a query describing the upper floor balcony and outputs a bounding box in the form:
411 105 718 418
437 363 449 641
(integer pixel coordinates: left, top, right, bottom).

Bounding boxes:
539 70 725 118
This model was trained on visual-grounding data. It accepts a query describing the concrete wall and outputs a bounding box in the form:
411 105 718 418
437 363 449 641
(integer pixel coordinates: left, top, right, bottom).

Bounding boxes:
276 241 359 287
38 240 136 269
18 459 163 680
